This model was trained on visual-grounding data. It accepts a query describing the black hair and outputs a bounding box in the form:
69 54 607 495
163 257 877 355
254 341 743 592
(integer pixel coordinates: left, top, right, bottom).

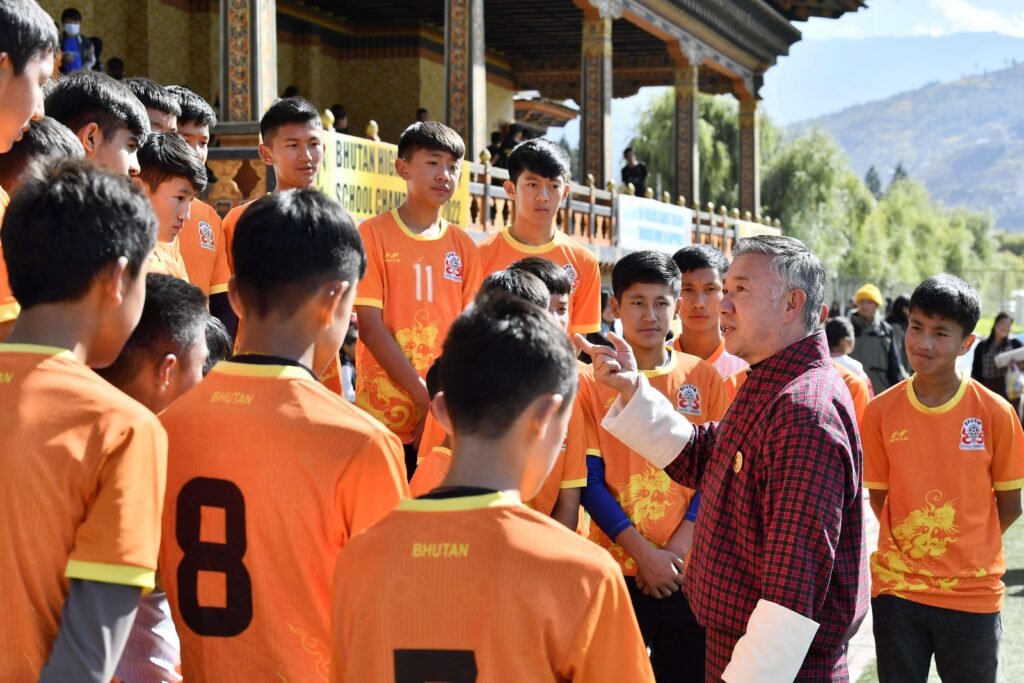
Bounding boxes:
425 358 442 399
909 274 981 337
97 273 208 386
825 317 855 351
440 292 578 439
506 138 571 183
204 314 231 374
46 70 149 139
508 256 571 297
330 103 347 119
480 269 550 310
600 288 611 311
281 85 301 98
416 107 428 118
1 157 156 308
259 96 320 143
623 147 634 156
165 85 217 129
0 116 84 190
397 121 465 161
137 131 207 193
992 312 1013 339
122 77 182 118
490 131 502 144
232 188 365 318
672 244 729 278
61 7 82 22
611 250 682 300
0 0 59 75
886 294 910 326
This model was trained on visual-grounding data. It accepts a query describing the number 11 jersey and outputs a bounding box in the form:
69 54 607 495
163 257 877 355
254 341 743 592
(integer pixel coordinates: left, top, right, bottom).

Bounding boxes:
158 360 409 681
355 210 481 443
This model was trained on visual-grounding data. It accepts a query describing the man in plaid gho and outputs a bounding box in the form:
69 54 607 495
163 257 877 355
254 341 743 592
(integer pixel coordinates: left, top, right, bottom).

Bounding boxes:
579 235 869 681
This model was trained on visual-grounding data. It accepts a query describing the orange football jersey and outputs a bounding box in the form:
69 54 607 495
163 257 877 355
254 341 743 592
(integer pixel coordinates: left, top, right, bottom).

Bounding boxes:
863 373 1024 613
0 344 167 680
832 360 871 424
179 199 230 295
409 445 452 497
478 227 601 335
581 349 727 575
158 360 409 681
355 210 482 443
220 200 252 274
331 492 655 682
0 184 17 325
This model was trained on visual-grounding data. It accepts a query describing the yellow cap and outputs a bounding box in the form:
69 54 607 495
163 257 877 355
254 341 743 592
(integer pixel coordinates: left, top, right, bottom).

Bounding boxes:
855 284 883 307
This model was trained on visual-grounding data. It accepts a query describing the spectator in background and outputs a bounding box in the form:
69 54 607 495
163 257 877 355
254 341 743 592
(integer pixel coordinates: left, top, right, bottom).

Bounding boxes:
340 324 357 403
621 147 648 196
886 293 911 374
59 7 96 74
89 36 102 71
972 312 1022 400
850 283 907 395
487 130 503 161
416 107 429 123
329 103 348 134
281 84 301 98
106 56 125 80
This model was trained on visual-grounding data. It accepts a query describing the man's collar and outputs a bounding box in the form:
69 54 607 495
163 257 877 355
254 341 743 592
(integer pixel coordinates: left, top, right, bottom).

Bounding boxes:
745 331 829 384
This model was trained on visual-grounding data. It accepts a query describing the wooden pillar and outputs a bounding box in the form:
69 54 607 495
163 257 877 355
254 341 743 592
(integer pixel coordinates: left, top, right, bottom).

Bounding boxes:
580 13 613 186
738 96 760 217
445 0 487 158
674 61 700 207
220 0 278 135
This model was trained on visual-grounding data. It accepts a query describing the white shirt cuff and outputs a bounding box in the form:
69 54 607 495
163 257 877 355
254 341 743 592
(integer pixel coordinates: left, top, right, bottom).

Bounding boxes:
722 599 820 683
600 374 694 469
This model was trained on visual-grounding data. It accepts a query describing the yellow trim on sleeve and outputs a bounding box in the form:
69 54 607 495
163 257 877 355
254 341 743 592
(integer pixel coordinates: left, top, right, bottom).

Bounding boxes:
354 297 384 309
65 559 156 590
211 361 314 381
499 226 559 254
570 323 601 335
399 490 521 512
586 448 602 458
0 300 19 323
993 478 1024 492
907 371 970 415
392 209 449 241
432 447 453 458
209 283 229 295
560 477 587 489
864 481 890 490
0 343 75 358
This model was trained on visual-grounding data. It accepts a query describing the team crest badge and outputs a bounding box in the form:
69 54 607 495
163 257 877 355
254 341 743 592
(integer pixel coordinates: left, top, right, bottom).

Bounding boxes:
198 221 215 251
676 384 702 416
562 263 579 293
443 251 463 283
960 417 985 451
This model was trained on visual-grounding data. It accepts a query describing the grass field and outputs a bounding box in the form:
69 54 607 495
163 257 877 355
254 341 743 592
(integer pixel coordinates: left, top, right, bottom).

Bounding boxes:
856 521 1024 682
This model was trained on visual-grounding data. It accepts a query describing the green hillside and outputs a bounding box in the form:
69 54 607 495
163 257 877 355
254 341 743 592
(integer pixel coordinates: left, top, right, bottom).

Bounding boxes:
795 63 1024 231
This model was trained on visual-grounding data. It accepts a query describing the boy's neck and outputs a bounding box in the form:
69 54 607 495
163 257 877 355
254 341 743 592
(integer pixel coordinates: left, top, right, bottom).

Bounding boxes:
441 434 525 495
912 367 963 408
235 318 317 371
397 199 444 236
4 306 94 364
677 327 721 361
631 339 670 371
509 219 556 247
272 177 311 193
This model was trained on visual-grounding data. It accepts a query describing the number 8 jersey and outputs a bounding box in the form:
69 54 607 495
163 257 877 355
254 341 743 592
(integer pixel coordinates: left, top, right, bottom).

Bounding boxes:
355 209 482 443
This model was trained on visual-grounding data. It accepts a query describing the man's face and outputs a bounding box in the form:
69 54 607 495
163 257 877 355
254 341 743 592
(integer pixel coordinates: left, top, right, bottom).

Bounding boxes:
146 107 176 133
625 150 636 165
92 126 142 176
177 120 211 164
396 148 460 207
720 253 790 365
548 293 570 332
146 178 196 243
507 171 569 230
905 310 973 376
856 298 878 321
260 121 323 190
611 282 677 353
0 51 53 154
677 267 724 334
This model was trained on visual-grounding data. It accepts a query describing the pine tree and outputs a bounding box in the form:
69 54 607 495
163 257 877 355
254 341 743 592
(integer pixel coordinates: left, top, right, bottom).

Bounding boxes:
865 165 882 199
889 161 909 190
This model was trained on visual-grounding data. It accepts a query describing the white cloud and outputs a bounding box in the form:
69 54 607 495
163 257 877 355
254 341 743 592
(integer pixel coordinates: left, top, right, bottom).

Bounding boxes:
912 22 948 37
928 0 1024 37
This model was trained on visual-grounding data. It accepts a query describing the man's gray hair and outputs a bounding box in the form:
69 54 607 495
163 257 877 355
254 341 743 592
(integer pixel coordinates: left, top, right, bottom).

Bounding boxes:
733 235 825 333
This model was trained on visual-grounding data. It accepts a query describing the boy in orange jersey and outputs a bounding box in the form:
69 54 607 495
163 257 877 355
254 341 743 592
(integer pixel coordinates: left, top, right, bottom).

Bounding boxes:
0 0 59 341
824 317 872 424
477 138 602 337
165 85 234 329
158 188 409 682
577 251 727 683
0 158 163 682
123 77 179 133
0 116 84 194
97 273 210 683
332 293 654 682
355 121 481 474
863 274 1024 683
135 131 207 281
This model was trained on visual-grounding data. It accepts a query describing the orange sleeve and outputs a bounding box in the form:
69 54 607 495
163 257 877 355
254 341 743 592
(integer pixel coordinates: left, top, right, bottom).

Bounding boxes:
66 415 168 589
416 410 447 463
409 447 452 497
336 429 409 542
560 567 654 681
845 374 870 426
460 237 482 309
208 210 230 295
569 253 602 335
701 365 729 422
354 220 385 309
861 401 889 490
222 205 243 274
579 377 602 459
990 398 1024 491
561 398 588 487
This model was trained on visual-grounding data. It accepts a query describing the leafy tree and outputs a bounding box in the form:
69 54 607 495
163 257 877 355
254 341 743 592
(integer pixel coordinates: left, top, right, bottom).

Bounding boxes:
864 166 882 199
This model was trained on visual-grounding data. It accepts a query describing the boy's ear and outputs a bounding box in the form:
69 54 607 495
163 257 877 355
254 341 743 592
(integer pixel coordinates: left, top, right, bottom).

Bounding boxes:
99 256 131 305
610 295 621 319
226 276 245 321
394 156 409 179
77 122 102 156
960 333 977 356
528 393 565 441
503 179 516 199
155 353 178 390
560 181 571 200
257 142 274 166
432 392 453 436
316 279 350 328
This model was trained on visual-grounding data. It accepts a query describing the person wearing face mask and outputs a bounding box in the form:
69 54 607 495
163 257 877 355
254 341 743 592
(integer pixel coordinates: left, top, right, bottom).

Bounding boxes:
59 7 95 75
